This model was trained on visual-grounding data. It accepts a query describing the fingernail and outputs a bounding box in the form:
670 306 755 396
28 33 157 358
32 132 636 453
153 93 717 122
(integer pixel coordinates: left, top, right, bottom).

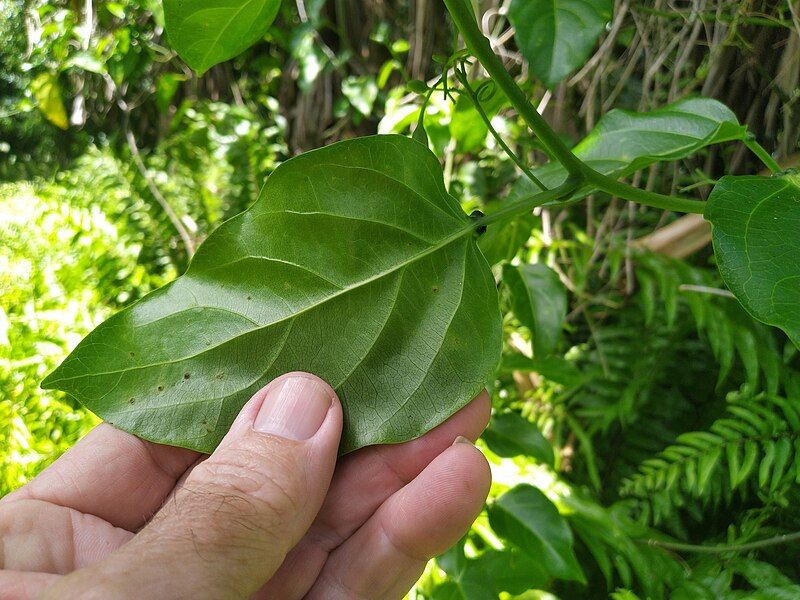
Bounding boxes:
453 435 473 446
254 374 333 440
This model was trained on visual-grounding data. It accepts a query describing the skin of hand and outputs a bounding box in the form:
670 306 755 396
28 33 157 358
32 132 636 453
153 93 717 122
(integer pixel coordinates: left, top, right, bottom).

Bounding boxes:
0 372 492 599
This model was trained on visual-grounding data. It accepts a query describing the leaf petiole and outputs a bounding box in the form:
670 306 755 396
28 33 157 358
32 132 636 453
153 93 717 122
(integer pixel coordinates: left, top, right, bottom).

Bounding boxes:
744 137 782 174
473 178 582 230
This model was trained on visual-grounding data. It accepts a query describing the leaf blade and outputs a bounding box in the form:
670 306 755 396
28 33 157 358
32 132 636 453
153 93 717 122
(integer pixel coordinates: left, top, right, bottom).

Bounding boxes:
488 484 585 582
42 135 503 454
163 0 282 74
705 174 800 347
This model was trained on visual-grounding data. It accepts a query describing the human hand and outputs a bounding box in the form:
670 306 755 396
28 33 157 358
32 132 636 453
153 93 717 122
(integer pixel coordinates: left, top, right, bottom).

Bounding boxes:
0 372 491 599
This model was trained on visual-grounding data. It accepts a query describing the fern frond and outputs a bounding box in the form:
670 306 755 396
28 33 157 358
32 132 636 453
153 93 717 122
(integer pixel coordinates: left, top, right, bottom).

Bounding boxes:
621 394 800 524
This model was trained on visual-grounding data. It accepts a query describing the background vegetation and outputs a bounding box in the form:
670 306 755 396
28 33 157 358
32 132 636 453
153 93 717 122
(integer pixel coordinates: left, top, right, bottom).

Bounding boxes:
2 0 799 597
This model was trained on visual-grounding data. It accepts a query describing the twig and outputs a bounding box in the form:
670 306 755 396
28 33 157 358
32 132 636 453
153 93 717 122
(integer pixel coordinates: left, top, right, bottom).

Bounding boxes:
647 531 800 554
125 128 196 256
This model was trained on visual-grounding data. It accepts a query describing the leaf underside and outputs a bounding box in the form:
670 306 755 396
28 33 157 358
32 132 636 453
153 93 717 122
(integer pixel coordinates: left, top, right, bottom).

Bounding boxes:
705 174 800 348
43 135 503 454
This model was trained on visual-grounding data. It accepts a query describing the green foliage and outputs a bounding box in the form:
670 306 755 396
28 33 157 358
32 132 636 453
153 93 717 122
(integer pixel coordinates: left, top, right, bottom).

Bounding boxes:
5 0 800 598
488 485 585 583
514 98 748 201
483 412 554 466
0 179 174 495
707 175 800 348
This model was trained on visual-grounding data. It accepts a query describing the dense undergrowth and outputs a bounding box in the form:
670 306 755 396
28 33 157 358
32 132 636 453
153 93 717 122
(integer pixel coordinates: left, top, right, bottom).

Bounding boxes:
2 0 800 597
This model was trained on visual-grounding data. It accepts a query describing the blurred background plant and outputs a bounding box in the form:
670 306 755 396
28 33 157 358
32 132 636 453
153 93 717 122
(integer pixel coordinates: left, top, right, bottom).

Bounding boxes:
1 0 799 597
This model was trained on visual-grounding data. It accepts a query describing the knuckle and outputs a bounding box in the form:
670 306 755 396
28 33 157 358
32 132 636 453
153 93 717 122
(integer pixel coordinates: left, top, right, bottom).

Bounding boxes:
189 437 307 526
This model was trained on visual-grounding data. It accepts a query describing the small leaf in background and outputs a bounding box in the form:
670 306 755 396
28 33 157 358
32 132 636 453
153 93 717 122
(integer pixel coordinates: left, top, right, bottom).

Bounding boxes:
155 73 187 113
64 53 106 74
508 0 613 87
42 135 502 454
163 0 281 74
30 72 68 129
483 412 554 466
705 174 800 348
503 262 567 357
488 484 585 582
406 79 429 94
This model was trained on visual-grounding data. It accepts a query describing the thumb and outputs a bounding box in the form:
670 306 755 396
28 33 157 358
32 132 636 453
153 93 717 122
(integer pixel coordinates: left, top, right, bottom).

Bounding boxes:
47 372 342 600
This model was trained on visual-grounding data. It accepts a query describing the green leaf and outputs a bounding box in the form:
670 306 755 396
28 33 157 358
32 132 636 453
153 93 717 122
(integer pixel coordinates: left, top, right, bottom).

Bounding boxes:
503 263 567 357
342 75 379 116
508 0 613 87
483 412 555 465
488 484 585 582
30 72 68 130
705 174 800 348
513 98 747 202
42 135 502 454
155 73 187 113
163 0 281 74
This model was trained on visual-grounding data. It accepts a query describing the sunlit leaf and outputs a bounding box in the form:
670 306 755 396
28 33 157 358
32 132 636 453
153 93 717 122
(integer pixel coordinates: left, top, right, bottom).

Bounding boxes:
30 72 68 130
163 0 281 74
436 543 548 599
42 135 502 454
513 98 747 202
705 174 800 348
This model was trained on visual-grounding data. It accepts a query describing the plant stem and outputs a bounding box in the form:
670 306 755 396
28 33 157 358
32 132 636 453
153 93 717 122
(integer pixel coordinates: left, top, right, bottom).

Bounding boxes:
443 0 585 178
647 531 800 554
584 171 707 214
443 0 709 216
745 138 782 174
474 178 580 229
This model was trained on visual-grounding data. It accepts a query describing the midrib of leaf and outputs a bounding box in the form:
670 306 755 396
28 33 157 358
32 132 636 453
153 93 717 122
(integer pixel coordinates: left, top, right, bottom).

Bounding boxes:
44 221 477 386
